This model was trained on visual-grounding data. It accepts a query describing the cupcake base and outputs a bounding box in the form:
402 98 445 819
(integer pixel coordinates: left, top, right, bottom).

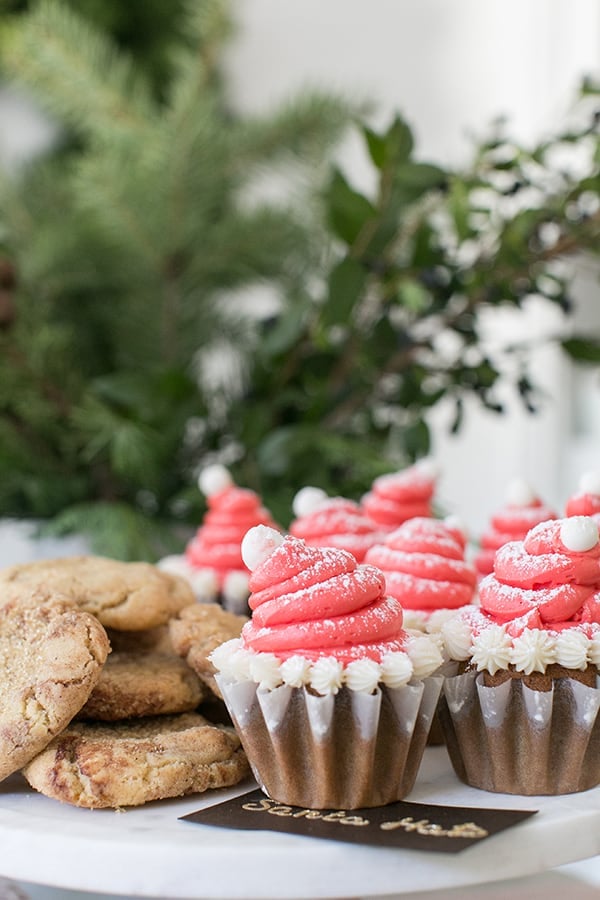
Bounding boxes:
439 668 600 795
216 675 443 809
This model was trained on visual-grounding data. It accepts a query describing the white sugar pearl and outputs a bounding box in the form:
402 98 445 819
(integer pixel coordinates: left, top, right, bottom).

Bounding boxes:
415 457 439 479
198 463 233 497
579 471 600 495
560 516 599 552
241 525 284 571
506 477 536 507
292 486 328 518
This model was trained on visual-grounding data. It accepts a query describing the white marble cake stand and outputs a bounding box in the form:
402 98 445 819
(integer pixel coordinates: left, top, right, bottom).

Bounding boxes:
0 747 599 900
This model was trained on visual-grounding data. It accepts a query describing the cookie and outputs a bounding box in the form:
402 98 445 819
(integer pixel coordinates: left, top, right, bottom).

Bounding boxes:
0 588 109 782
0 555 195 630
22 712 249 808
77 651 206 721
169 603 247 698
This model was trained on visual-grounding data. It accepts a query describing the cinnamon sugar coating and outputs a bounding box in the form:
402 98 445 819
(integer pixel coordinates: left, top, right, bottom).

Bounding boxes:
77 651 206 720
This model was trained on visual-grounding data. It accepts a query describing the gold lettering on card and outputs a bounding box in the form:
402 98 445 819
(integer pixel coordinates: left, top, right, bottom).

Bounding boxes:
380 816 488 839
242 800 273 812
241 799 274 812
241 798 369 827
447 822 489 839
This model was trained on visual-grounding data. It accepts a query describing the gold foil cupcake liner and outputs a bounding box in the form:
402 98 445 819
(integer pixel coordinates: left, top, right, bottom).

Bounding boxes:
215 674 443 809
438 669 600 795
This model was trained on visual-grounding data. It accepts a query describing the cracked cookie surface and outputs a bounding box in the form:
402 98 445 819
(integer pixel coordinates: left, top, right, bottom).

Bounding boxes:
22 711 249 808
0 556 195 630
0 589 110 782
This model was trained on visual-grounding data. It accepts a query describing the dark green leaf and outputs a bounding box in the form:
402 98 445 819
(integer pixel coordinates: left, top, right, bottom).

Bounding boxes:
364 115 414 170
325 168 376 245
322 257 367 327
363 126 387 169
392 162 447 206
261 302 308 356
402 417 430 459
562 337 600 363
384 116 414 164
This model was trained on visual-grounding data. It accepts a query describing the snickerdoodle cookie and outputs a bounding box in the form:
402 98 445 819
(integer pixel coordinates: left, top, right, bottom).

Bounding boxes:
22 712 249 808
77 651 206 721
0 588 109 782
169 603 247 698
0 555 195 630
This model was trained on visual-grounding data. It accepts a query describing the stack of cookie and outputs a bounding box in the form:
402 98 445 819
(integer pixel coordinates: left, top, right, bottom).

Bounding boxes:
0 556 250 809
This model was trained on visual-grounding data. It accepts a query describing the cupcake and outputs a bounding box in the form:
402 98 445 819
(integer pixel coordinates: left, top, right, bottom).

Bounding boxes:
159 465 279 614
474 478 556 577
565 471 600 518
364 516 477 634
289 486 383 563
365 516 477 746
439 515 600 795
361 459 438 532
211 525 443 809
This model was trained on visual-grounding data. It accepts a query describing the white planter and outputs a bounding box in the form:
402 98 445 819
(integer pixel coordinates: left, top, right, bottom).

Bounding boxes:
0 519 91 569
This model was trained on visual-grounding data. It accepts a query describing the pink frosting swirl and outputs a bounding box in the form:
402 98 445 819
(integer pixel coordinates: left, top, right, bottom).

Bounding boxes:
474 498 556 577
241 535 408 662
361 463 436 531
289 497 382 562
479 517 600 632
186 486 277 584
566 493 600 518
365 517 477 611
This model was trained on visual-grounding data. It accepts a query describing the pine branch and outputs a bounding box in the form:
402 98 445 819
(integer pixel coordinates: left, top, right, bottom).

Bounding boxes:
235 92 359 171
1 0 155 140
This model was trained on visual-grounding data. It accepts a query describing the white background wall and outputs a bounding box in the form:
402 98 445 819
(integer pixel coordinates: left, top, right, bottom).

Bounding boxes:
224 0 600 535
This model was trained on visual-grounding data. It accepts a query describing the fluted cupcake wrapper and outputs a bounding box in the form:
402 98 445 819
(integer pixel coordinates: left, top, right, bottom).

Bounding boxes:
426 659 460 746
438 670 600 795
215 674 443 809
